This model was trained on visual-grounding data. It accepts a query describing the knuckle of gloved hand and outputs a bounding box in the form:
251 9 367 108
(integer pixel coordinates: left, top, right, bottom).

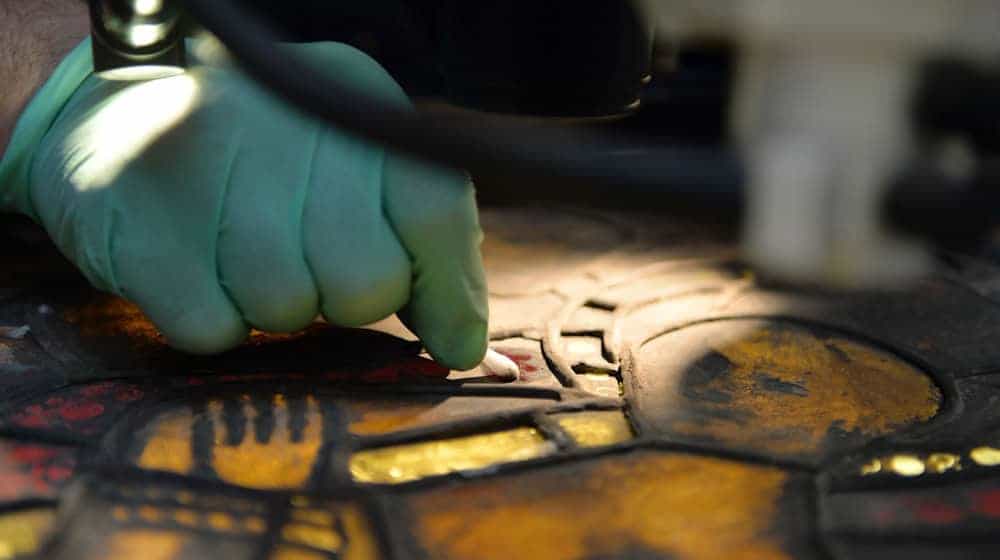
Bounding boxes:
321 276 407 328
323 297 391 328
239 288 317 333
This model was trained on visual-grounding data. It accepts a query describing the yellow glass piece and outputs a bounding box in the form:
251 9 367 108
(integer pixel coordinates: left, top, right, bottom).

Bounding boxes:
206 512 235 532
0 509 55 560
970 446 1000 466
209 396 323 489
926 453 961 474
138 408 194 474
290 509 334 527
860 459 882 476
661 323 941 456
136 395 324 490
105 530 186 560
172 509 199 527
350 428 554 484
410 452 792 560
552 411 633 448
887 455 925 477
270 546 326 560
281 524 342 553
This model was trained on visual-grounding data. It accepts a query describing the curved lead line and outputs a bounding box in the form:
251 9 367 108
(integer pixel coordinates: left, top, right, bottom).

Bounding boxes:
486 327 532 341
544 274 700 388
590 257 741 358
543 294 594 389
604 285 726 364
486 257 738 388
596 255 738 292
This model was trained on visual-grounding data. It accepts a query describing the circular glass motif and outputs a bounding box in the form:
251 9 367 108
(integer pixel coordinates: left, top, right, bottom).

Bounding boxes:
630 319 942 463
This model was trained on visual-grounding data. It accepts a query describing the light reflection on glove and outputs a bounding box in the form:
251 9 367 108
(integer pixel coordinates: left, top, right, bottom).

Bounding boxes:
2 39 488 369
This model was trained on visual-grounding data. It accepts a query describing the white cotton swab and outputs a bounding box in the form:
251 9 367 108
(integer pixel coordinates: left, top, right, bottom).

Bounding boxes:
481 348 520 381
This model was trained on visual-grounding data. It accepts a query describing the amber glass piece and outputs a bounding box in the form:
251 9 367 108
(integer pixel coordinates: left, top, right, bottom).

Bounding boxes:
407 451 795 559
112 506 129 522
0 508 55 559
172 509 199 528
206 512 236 531
350 428 554 484
552 410 633 447
276 505 378 560
338 506 380 560
705 324 937 453
244 516 267 534
290 509 335 527
138 505 165 523
637 320 941 458
63 297 162 345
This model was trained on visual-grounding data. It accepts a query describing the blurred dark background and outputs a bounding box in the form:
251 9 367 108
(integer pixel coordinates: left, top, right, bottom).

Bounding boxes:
238 0 734 144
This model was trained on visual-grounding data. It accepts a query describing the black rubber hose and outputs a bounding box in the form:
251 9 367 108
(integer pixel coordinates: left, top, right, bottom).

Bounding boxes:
176 0 745 217
177 0 1000 245
885 163 1000 248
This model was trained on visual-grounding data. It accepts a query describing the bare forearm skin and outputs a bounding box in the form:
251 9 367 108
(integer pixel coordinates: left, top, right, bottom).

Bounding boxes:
0 0 89 157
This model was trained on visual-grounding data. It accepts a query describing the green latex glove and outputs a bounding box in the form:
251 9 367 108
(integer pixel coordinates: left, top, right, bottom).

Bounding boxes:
0 39 488 369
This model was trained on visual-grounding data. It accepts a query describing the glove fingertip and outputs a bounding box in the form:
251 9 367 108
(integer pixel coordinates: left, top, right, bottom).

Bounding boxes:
157 307 250 355
400 310 488 371
428 323 489 371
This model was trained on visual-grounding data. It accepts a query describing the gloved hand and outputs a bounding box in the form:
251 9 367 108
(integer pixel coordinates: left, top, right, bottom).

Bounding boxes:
0 39 488 369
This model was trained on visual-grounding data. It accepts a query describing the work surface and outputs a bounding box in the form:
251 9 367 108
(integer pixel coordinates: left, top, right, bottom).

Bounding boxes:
2 207 1000 559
